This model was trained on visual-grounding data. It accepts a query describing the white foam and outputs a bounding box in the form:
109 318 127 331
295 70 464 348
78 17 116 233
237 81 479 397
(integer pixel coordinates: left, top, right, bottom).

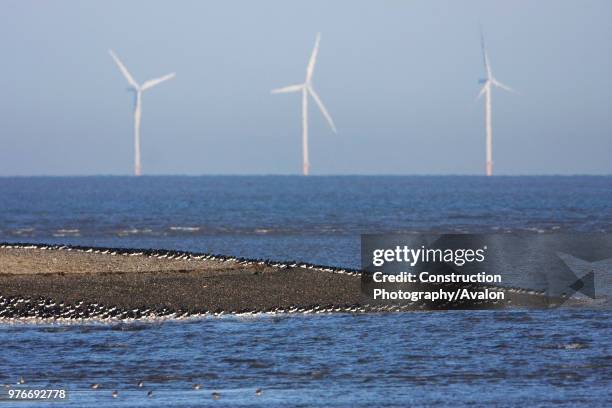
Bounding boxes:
169 226 200 232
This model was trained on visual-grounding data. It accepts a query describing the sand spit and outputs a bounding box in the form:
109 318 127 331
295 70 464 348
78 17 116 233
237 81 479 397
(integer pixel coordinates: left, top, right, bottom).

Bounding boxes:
0 243 569 322
0 243 369 319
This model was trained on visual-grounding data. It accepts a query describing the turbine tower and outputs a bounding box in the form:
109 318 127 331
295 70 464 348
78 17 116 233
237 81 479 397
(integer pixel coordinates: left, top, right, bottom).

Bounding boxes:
477 30 515 176
109 50 175 176
271 33 337 176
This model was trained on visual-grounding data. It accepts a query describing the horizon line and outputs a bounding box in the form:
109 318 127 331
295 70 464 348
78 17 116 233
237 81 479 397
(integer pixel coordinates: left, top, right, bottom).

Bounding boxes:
1 173 611 178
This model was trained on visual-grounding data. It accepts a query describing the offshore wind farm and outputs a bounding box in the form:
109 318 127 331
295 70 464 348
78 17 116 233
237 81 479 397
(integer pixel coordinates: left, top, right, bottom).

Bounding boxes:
106 29 517 177
1 4 608 176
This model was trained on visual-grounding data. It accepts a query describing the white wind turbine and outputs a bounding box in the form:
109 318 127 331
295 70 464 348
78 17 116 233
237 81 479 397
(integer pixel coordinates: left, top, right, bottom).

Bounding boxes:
271 33 337 176
477 30 515 176
109 50 175 176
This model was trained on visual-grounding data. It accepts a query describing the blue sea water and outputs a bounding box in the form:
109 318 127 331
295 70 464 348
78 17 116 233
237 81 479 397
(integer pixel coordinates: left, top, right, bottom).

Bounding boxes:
1 176 611 407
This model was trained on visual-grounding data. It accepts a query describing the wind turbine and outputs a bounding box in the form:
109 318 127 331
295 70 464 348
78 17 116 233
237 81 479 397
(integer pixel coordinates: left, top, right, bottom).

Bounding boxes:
109 50 175 176
477 30 515 176
271 33 337 176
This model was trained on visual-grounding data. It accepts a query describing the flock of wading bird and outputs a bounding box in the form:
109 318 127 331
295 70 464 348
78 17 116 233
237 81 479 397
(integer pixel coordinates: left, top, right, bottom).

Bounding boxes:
110 30 514 177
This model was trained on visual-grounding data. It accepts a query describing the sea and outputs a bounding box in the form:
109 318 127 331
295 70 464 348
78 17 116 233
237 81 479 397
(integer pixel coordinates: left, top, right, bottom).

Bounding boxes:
0 176 611 407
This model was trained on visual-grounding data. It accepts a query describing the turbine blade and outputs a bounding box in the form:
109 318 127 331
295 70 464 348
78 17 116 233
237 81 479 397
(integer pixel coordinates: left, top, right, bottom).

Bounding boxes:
308 86 337 133
484 53 492 80
109 49 138 88
271 84 304 94
492 79 516 93
306 33 321 82
141 73 176 91
477 82 488 100
479 28 492 80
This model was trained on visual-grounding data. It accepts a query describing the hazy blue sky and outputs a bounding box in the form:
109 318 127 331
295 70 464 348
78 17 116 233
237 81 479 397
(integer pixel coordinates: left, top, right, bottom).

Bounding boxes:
0 0 610 175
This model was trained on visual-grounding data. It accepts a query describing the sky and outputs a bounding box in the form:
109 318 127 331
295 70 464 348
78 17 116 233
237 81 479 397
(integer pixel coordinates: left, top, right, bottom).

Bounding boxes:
0 0 610 176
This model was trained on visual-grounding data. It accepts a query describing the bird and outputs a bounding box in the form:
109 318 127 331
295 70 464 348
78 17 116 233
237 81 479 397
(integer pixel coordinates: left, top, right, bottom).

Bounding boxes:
137 381 144 388
212 392 221 400
111 390 118 398
90 383 100 389
255 388 263 396
192 383 201 390
147 390 153 398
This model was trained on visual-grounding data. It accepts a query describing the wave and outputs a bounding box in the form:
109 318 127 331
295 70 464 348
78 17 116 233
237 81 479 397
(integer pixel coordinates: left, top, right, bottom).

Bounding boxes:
169 226 201 232
53 229 80 237
116 228 153 237
13 228 35 235
0 224 604 240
